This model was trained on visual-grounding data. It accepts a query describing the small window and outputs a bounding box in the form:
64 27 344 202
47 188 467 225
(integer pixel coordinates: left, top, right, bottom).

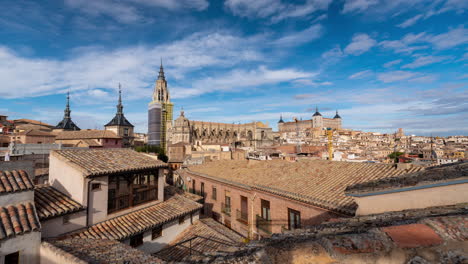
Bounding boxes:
63 215 70 224
5 251 19 264
179 216 185 224
130 233 143 247
212 186 217 200
91 183 101 191
152 226 163 240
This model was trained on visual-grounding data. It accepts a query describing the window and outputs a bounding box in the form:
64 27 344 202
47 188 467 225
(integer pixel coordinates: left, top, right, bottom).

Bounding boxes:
124 128 129 136
152 226 163 240
191 179 196 194
130 233 143 247
261 199 271 220
105 139 108 143
5 251 19 264
201 182 205 197
212 186 217 200
91 183 101 191
288 208 301 230
179 216 186 224
63 215 70 224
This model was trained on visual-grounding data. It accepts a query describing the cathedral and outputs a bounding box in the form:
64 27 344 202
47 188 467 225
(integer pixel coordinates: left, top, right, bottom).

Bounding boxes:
278 107 342 133
148 61 173 150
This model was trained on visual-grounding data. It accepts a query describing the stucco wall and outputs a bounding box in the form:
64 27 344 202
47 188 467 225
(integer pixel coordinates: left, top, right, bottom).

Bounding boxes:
49 154 86 204
41 210 87 238
87 176 108 225
0 160 34 179
0 231 40 264
355 183 468 215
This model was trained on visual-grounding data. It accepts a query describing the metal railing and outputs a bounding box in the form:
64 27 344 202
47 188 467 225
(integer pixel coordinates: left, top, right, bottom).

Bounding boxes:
221 203 231 216
256 215 272 234
236 209 248 225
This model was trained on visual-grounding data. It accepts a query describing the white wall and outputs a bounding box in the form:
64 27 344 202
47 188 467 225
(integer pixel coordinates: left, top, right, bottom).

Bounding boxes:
0 231 40 264
41 210 87 238
49 154 85 205
355 183 468 215
87 176 108 225
124 212 200 254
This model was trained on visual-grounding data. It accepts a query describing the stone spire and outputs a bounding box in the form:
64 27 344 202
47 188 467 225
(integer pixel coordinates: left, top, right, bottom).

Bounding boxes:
105 84 134 127
55 91 80 131
64 91 71 119
158 58 165 81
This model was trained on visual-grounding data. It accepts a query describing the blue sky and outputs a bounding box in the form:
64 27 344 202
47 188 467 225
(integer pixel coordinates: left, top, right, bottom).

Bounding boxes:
0 0 467 136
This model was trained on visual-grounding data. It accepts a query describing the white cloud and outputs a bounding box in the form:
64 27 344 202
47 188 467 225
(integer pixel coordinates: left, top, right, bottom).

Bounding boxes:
344 33 377 55
64 0 209 23
348 70 373 79
342 0 378 14
383 59 402 68
171 66 317 98
402 55 451 69
397 14 423 28
224 0 332 23
377 71 417 83
426 26 468 49
273 24 323 47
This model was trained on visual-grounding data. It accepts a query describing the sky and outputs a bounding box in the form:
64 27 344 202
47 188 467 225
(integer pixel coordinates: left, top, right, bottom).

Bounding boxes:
0 0 467 136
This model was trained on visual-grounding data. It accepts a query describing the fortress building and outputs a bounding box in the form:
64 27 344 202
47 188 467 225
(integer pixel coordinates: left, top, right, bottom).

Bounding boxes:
278 107 342 133
148 61 173 150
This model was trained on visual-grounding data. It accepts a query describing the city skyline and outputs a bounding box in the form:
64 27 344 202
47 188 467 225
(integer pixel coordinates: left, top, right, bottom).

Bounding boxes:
0 0 467 136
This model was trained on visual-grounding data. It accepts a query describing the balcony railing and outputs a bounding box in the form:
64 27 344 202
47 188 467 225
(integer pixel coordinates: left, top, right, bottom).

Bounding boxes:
221 203 231 216
236 209 248 225
256 215 272 234
108 187 158 214
108 194 130 214
133 187 158 206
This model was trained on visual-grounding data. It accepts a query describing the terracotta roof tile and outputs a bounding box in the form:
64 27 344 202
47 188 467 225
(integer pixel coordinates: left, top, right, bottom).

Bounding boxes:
0 202 41 240
188 160 423 214
52 149 167 176
382 224 443 248
155 218 244 262
0 170 34 194
71 195 202 241
56 130 121 140
45 238 162 263
34 184 84 220
346 161 467 195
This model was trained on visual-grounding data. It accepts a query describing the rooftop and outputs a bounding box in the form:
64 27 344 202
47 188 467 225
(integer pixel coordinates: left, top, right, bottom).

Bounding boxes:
155 218 244 262
44 238 162 264
71 194 202 241
345 161 467 195
187 160 423 215
34 184 84 220
15 129 56 137
0 202 41 240
51 149 167 177
56 130 121 140
13 119 54 127
0 170 34 195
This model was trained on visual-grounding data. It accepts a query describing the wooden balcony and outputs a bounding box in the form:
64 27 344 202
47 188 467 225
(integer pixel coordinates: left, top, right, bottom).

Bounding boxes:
236 209 248 225
221 203 231 216
256 215 272 234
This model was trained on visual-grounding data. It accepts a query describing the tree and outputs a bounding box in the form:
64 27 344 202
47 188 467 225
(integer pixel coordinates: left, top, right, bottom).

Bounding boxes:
388 151 404 162
134 145 168 163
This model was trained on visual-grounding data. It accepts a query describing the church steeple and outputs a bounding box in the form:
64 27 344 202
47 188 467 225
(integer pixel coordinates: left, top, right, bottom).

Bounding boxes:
55 91 80 131
105 84 134 128
313 106 322 117
158 58 165 81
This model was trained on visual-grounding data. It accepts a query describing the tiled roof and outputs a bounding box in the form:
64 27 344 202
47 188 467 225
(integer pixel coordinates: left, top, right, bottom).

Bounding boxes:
155 218 244 262
34 184 84 220
44 238 162 264
51 149 167 176
0 170 34 194
79 139 101 147
214 204 468 263
187 160 423 215
345 161 467 195
56 130 121 140
72 195 202 241
14 119 54 127
15 129 56 137
0 202 41 240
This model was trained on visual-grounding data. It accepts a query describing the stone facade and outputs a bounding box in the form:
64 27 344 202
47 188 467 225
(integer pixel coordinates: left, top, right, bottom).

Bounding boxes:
278 108 342 134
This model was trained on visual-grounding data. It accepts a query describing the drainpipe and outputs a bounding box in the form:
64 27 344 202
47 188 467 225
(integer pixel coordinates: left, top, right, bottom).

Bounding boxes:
86 179 94 227
249 193 257 239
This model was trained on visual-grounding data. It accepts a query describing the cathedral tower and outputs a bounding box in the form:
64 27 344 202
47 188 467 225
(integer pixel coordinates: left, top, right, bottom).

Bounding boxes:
148 60 173 151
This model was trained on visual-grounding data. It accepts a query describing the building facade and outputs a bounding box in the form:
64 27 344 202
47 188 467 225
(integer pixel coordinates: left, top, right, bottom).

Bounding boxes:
104 85 135 148
278 108 342 134
148 62 173 151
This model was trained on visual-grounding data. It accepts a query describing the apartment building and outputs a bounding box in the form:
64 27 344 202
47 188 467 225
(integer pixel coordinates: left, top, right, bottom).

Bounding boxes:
182 159 423 238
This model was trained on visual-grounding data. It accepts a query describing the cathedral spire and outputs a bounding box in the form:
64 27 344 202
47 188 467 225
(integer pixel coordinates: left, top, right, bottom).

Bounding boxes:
105 84 133 128
64 91 71 119
313 106 322 117
158 58 165 81
117 83 123 115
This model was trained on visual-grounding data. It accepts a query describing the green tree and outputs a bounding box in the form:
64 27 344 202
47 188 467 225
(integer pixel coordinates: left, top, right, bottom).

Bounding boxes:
134 145 168 163
388 151 404 162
